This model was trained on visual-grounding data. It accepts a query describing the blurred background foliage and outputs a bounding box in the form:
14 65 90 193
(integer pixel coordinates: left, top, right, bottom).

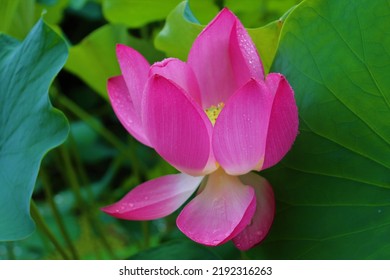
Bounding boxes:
0 0 301 259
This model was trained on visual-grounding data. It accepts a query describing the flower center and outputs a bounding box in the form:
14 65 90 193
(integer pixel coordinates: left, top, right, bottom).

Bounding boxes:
205 102 225 125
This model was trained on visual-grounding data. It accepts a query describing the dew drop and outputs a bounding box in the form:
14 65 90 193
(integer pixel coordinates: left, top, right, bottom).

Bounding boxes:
256 230 264 236
211 239 220 246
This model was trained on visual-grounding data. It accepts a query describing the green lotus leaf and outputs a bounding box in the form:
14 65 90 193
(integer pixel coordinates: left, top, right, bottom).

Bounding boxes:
254 0 390 259
65 24 164 99
0 19 69 241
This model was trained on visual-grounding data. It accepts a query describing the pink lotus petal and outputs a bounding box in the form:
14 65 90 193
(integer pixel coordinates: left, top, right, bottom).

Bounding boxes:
116 44 150 112
213 79 272 175
177 169 256 246
187 8 238 108
107 75 151 147
262 73 299 170
222 192 256 244
150 58 202 105
229 19 264 85
142 75 216 176
233 172 275 250
101 173 203 220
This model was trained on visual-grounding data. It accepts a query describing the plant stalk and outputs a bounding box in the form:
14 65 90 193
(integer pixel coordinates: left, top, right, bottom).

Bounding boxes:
30 201 70 260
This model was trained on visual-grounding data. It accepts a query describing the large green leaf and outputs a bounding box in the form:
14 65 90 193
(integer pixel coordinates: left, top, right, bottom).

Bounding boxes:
154 1 287 73
102 0 182 27
252 0 390 259
225 0 302 27
0 0 35 39
35 0 69 26
0 19 69 241
0 0 69 40
187 0 219 24
154 1 202 61
102 0 218 27
65 24 164 99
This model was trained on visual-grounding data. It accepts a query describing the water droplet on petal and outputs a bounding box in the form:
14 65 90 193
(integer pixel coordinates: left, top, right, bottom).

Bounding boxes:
211 239 220 246
256 230 264 236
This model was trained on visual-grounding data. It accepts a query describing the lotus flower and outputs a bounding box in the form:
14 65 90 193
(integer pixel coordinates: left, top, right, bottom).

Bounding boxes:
102 8 298 250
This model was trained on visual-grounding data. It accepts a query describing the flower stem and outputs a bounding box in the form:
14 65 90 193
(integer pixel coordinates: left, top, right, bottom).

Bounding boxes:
6 242 15 260
67 134 94 203
59 145 116 259
56 94 141 181
240 250 250 260
40 168 79 259
30 201 70 260
141 221 150 249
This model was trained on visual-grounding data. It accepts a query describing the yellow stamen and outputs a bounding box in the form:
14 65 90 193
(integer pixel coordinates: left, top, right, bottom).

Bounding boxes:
205 102 225 125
